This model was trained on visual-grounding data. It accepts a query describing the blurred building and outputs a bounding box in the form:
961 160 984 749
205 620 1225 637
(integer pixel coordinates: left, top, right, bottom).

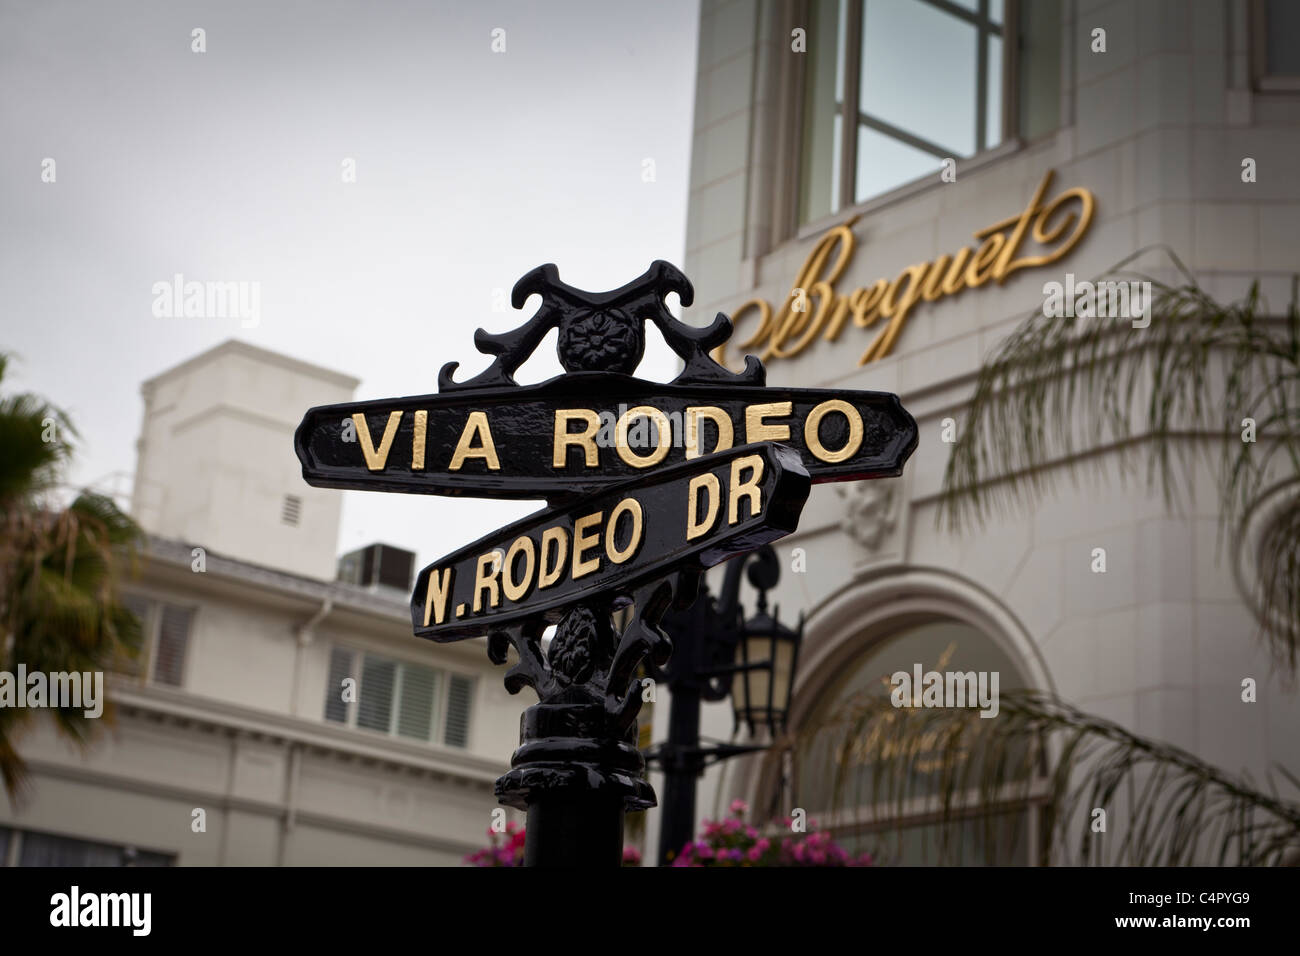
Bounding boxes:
1 341 523 865
650 0 1300 862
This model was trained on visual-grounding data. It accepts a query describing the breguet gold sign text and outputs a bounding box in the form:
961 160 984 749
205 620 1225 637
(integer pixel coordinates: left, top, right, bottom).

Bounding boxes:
716 169 1095 370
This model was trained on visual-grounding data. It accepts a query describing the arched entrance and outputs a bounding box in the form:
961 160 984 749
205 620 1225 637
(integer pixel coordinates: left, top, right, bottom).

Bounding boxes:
742 567 1056 865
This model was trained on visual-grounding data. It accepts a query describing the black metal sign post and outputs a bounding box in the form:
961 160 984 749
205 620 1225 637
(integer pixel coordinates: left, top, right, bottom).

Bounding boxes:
294 261 918 867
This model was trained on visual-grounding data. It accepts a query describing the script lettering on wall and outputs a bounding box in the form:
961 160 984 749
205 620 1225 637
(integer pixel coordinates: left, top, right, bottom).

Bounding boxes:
715 169 1095 371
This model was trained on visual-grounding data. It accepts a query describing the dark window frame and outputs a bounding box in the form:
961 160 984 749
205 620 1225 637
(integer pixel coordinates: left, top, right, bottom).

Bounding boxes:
788 0 1052 236
1251 0 1300 90
324 644 474 749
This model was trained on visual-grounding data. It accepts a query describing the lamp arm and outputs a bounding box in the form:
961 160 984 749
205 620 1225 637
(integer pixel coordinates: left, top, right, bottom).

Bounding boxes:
713 551 748 621
698 660 772 679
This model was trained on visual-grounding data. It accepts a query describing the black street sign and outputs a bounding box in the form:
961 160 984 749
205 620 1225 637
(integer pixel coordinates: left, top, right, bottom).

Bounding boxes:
294 259 919 864
294 377 914 500
410 442 809 641
294 261 916 501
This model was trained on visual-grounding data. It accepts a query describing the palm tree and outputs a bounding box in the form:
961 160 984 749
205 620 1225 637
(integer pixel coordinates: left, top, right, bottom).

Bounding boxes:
794 251 1300 865
0 353 143 799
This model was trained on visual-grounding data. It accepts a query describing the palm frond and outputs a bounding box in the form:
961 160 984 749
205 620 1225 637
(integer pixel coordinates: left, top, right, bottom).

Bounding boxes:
0 352 143 798
937 250 1300 669
795 689 1300 866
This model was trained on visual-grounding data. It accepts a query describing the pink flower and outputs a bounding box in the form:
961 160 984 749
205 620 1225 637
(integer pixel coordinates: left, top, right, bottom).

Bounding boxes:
730 799 749 816
746 846 762 863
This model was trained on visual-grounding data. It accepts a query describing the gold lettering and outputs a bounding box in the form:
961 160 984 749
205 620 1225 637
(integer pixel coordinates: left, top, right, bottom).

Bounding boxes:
412 410 427 470
502 536 536 603
553 409 600 468
804 400 864 463
572 511 603 579
422 566 452 626
965 233 1006 289
919 255 952 302
473 552 500 612
769 282 833 358
684 406 735 459
605 498 643 564
353 411 403 471
538 527 568 589
848 280 889 330
726 170 1095 369
745 402 792 443
988 168 1053 283
686 473 721 540
715 298 773 372
616 406 672 469
450 411 501 471
861 263 930 364
728 454 764 524
939 247 972 296
763 220 857 360
1020 186 1096 271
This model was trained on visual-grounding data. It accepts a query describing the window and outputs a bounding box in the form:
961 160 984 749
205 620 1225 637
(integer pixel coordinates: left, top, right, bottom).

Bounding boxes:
153 605 193 686
799 0 1062 224
787 619 1046 865
443 674 473 748
3 828 172 867
1253 0 1300 88
117 593 152 678
116 594 194 687
324 646 473 749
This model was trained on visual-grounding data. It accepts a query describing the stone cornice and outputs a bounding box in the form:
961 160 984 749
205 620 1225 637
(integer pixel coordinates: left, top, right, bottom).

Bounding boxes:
109 680 507 786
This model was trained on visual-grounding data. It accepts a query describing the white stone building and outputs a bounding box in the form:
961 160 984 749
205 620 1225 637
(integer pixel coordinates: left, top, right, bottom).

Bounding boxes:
1 341 525 866
645 0 1300 863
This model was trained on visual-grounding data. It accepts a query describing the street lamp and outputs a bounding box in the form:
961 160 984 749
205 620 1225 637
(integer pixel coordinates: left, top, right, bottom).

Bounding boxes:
643 544 804 865
728 546 802 737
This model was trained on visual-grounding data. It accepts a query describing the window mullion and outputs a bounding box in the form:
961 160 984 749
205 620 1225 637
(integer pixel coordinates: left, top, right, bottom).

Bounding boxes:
975 0 989 153
1003 0 1020 143
390 663 403 737
432 671 444 744
857 111 955 160
143 602 158 685
351 655 361 728
839 0 863 210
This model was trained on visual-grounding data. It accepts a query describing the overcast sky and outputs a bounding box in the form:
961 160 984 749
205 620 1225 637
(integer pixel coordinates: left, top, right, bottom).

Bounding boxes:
1 0 700 572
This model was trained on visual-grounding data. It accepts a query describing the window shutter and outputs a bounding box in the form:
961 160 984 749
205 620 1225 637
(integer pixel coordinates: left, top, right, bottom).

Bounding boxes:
443 674 473 748
397 664 436 741
324 647 355 724
356 656 396 732
116 593 152 677
152 604 193 686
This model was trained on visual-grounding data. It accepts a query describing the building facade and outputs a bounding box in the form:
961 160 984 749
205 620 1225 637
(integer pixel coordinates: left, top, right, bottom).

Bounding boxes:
645 0 1300 862
1 341 525 866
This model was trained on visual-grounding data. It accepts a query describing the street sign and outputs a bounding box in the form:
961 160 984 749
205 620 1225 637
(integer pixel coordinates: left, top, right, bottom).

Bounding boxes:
411 442 810 641
294 377 913 500
293 259 919 865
